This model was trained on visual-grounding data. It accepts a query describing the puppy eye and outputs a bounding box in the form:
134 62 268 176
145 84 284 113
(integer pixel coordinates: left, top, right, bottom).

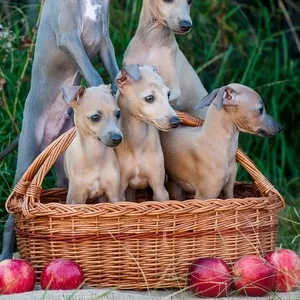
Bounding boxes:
187 0 192 4
163 0 174 3
90 114 101 122
167 91 171 99
116 110 121 119
145 95 155 103
259 106 264 115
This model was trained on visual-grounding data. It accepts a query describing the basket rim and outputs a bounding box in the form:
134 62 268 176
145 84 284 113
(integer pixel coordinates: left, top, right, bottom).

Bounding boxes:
8 187 282 218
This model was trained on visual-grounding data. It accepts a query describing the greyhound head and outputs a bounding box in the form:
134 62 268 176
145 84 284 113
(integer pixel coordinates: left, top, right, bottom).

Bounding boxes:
116 64 180 131
195 83 283 137
148 0 192 34
62 84 123 147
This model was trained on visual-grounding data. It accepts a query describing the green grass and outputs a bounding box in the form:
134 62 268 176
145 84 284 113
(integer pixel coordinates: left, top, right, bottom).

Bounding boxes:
0 0 299 252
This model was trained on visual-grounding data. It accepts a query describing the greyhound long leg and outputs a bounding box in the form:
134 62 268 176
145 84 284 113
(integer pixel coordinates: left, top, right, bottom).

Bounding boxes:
99 36 119 93
57 34 103 87
0 215 15 260
0 102 47 261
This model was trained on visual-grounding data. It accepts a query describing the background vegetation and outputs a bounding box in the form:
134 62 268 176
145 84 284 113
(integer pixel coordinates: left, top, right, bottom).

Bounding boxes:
0 0 299 252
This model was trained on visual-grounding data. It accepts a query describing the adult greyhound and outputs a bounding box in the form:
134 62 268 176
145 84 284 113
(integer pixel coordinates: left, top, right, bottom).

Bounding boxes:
123 0 209 119
0 0 119 260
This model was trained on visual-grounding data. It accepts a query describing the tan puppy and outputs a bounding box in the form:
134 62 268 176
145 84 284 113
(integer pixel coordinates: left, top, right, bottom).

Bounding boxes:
115 64 180 201
123 0 208 119
63 85 122 204
161 84 283 200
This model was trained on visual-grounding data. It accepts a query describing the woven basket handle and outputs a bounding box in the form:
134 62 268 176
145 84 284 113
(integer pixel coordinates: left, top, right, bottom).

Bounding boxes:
175 111 285 206
8 128 76 202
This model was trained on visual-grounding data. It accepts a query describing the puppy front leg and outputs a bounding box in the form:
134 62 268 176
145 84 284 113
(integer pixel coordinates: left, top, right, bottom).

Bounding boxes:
66 185 88 204
119 180 129 202
152 187 169 201
222 162 238 199
149 177 169 201
66 184 74 204
105 187 120 204
100 35 119 93
194 190 205 200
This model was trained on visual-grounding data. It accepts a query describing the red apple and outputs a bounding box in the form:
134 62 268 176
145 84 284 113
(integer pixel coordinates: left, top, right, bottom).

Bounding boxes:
188 257 232 297
233 255 275 296
41 259 84 290
0 259 35 295
265 249 300 292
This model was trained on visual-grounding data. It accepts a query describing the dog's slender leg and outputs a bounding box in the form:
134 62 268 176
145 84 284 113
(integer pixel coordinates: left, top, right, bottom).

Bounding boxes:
221 161 237 199
194 191 205 200
66 185 74 204
100 36 119 93
57 34 102 87
53 114 75 189
105 188 120 204
166 179 185 200
149 177 170 201
0 215 15 260
152 186 169 201
70 189 88 205
0 100 46 260
53 72 81 189
119 181 129 201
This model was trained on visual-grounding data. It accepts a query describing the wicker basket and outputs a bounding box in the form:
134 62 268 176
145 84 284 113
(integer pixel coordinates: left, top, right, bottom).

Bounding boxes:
6 111 285 290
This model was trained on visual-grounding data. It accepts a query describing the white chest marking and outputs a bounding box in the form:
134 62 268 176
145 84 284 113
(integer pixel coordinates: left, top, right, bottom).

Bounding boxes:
131 168 141 185
84 0 102 21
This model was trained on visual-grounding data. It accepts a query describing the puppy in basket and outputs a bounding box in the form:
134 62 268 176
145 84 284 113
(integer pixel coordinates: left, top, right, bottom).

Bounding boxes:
63 84 122 204
161 84 283 200
115 64 181 201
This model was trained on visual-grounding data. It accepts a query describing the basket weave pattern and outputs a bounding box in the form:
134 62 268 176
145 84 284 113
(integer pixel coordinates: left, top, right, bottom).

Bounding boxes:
6 112 284 289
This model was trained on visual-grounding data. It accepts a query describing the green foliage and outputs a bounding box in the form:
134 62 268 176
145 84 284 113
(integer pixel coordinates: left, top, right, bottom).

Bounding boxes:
0 0 299 251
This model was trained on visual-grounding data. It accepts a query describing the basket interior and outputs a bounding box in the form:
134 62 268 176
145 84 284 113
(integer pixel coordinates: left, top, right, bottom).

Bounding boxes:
39 181 261 204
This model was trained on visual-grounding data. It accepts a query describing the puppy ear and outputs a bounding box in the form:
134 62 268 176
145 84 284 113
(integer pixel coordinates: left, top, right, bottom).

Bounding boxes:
116 64 141 87
222 86 237 107
195 86 238 111
195 88 220 110
62 85 85 107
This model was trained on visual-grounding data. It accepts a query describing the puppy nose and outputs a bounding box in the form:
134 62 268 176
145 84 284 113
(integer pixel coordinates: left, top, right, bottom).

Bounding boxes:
110 132 123 145
169 116 181 128
179 20 192 32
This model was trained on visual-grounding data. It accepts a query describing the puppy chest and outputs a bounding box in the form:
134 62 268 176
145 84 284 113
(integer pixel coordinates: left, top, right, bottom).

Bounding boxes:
128 167 149 189
89 180 104 198
210 163 231 187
